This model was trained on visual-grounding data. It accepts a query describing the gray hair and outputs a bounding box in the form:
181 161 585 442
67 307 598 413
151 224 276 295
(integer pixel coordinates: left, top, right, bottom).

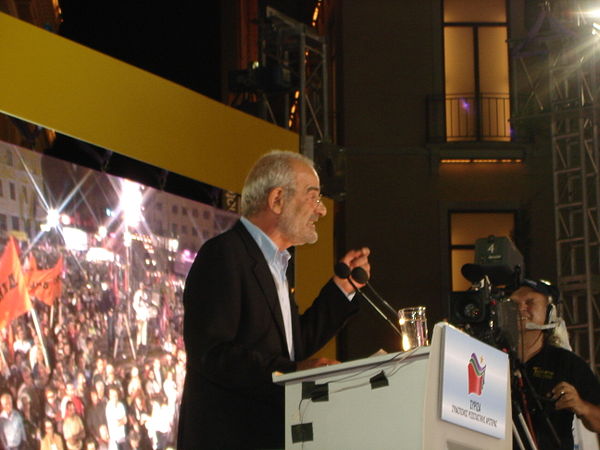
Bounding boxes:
241 150 314 217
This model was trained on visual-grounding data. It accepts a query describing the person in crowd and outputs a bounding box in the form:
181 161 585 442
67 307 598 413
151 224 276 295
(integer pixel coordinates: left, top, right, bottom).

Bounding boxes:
61 382 85 418
32 346 50 386
98 281 116 354
44 387 62 429
105 385 126 450
13 325 32 356
17 393 38 448
41 418 64 450
143 370 160 398
511 279 600 449
17 366 43 425
84 438 98 450
62 400 86 450
85 389 107 443
92 359 106 386
94 381 106 404
123 430 141 450
96 424 110 450
0 391 28 450
132 283 150 353
126 367 142 404
177 150 369 448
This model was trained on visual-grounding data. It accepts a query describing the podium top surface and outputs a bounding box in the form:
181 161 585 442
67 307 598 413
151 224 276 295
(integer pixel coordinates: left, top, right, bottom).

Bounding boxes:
272 345 431 384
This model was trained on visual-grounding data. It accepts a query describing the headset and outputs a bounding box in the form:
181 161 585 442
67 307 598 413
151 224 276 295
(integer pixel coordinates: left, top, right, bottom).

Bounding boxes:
521 278 561 330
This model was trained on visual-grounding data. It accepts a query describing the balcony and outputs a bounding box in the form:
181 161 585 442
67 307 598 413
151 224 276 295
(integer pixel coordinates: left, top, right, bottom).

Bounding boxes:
427 94 511 143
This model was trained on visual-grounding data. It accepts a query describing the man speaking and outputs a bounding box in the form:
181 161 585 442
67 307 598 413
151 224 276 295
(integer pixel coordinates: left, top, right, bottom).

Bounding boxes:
177 150 370 449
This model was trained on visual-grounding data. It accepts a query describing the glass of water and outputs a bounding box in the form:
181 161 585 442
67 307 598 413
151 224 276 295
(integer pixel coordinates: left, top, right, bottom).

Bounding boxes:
398 306 428 351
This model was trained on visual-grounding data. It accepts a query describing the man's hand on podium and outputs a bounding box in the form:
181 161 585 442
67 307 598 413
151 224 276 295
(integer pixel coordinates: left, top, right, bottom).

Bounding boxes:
296 357 340 371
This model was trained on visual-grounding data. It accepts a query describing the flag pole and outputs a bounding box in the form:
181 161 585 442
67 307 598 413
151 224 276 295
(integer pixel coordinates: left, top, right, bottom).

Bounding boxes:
0 338 8 378
29 308 49 368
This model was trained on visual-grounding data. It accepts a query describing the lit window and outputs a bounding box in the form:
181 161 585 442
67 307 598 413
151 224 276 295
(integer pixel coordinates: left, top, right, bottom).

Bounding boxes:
443 0 510 141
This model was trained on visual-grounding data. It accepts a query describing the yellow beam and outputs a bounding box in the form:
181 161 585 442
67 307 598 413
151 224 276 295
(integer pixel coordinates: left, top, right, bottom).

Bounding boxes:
0 12 297 193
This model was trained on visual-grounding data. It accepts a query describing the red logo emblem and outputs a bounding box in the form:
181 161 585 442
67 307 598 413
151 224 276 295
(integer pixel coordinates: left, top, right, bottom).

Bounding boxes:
467 353 486 396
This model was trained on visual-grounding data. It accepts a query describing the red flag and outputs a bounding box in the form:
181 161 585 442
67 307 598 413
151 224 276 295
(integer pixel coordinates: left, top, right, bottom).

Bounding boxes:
0 238 32 329
27 256 63 306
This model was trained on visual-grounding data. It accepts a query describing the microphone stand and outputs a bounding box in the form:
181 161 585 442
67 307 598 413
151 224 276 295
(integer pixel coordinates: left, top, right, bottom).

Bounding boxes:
346 277 403 337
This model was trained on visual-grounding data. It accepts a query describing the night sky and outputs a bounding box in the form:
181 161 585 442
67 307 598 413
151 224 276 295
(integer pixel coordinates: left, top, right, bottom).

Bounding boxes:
57 1 222 99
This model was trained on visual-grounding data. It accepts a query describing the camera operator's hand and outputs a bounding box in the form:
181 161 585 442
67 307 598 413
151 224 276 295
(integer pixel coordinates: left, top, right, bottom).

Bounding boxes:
551 382 600 432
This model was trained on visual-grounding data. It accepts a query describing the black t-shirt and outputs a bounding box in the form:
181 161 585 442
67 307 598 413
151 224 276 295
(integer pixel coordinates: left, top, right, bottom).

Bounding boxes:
519 344 600 449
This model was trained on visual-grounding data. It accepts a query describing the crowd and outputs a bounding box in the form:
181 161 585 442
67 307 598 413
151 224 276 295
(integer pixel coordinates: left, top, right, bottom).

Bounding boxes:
0 243 186 450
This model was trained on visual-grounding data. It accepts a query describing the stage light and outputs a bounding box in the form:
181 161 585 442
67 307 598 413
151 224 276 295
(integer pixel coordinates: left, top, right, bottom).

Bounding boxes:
46 209 59 228
120 179 143 227
123 230 132 248
168 238 179 252
586 9 600 18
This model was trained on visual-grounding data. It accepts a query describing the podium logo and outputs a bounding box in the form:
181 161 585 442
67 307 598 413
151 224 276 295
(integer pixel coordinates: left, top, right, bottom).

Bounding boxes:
467 353 486 396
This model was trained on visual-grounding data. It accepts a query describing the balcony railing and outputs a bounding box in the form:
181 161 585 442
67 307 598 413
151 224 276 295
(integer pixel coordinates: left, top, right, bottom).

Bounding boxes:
427 94 511 143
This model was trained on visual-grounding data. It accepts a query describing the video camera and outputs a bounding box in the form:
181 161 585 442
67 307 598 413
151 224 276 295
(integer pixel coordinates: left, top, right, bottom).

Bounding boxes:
448 235 523 353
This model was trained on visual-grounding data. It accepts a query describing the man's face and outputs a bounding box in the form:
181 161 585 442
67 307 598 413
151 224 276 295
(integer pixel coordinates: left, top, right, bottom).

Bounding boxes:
510 287 549 330
279 162 326 247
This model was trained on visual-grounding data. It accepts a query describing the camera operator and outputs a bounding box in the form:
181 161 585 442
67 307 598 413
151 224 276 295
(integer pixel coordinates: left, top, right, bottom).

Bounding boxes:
511 279 600 449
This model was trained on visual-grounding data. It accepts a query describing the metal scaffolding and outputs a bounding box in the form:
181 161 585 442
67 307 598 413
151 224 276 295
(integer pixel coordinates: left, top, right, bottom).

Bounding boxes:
512 1 600 370
259 7 330 156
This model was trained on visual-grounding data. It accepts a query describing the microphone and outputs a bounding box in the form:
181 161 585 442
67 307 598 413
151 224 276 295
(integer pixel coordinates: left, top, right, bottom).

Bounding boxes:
350 266 369 284
334 262 351 280
525 322 557 330
350 267 398 317
334 263 402 336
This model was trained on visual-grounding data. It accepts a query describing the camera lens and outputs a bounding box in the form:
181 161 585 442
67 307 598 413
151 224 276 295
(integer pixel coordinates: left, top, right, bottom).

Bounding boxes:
463 303 481 320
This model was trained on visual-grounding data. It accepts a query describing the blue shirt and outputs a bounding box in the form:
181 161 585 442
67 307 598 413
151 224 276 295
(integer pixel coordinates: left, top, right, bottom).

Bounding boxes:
241 217 296 360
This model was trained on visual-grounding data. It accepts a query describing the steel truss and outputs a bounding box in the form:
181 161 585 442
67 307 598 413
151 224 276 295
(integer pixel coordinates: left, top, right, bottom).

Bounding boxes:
261 7 330 156
512 1 600 370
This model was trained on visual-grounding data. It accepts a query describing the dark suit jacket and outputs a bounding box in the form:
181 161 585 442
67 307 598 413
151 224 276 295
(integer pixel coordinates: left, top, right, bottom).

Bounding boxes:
177 221 359 449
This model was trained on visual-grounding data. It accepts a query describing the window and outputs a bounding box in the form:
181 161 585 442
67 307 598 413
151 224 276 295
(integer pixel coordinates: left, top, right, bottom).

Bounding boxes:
172 205 178 214
21 186 27 203
449 211 515 291
9 182 15 200
182 207 187 216
203 210 210 220
192 209 199 218
0 214 6 231
11 216 19 231
181 225 188 234
172 223 178 234
5 150 13 166
192 227 198 237
443 0 510 141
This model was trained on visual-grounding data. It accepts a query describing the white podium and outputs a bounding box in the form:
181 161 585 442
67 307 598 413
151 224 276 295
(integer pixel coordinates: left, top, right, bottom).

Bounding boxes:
273 323 512 449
